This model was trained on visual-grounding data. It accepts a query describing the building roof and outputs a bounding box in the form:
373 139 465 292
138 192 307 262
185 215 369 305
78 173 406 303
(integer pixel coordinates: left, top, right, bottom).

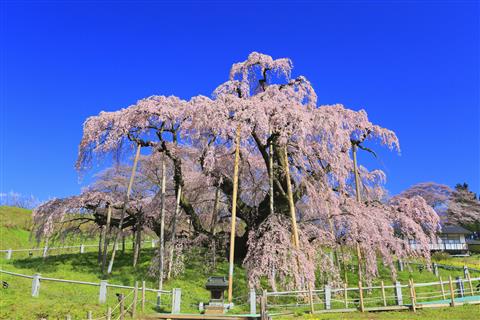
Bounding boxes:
440 224 472 234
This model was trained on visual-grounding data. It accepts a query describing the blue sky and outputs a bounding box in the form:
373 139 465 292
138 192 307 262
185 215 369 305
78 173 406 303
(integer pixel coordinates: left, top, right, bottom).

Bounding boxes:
1 0 479 202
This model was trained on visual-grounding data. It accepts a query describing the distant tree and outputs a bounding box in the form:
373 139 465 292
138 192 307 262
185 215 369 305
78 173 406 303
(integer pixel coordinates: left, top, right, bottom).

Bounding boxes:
398 182 452 211
447 183 480 232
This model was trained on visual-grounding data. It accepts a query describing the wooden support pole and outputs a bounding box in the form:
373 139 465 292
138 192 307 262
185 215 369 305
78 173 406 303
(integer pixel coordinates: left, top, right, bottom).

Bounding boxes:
106 307 112 320
260 290 267 320
283 145 300 248
108 144 142 274
467 273 474 296
344 283 348 308
227 125 241 304
268 128 274 216
439 276 446 299
119 294 125 320
358 281 365 312
381 280 387 307
102 205 112 274
157 154 167 308
132 281 138 317
141 280 146 312
308 287 314 314
167 185 182 280
210 187 220 270
408 279 416 312
448 275 455 307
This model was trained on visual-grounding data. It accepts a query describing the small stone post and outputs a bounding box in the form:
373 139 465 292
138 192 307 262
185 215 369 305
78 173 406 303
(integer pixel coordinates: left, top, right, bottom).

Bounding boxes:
87 311 92 320
324 285 331 310
31 273 41 297
463 265 469 278
171 288 181 314
80 244 85 254
42 246 48 258
6 249 12 260
455 276 464 298
151 239 156 248
99 280 108 304
249 288 257 315
394 281 403 305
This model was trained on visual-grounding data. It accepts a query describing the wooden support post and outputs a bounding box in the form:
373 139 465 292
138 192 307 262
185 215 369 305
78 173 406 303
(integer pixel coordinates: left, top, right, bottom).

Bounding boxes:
381 280 387 307
227 125 241 304
343 283 348 308
132 281 138 317
260 290 267 320
108 144 142 275
87 311 92 320
439 276 446 299
106 307 112 320
119 294 125 320
467 273 474 296
141 280 146 312
358 281 365 312
157 154 167 308
308 286 315 313
408 279 416 312
448 276 455 307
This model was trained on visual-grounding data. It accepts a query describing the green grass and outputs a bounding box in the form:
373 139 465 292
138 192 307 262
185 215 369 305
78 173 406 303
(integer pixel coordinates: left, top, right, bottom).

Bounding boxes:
0 206 479 319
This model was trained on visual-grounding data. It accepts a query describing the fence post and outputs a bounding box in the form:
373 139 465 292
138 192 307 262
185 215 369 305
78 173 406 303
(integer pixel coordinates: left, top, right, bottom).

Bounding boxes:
381 281 387 307
463 265 469 278
455 276 464 298
87 311 92 320
358 281 364 312
171 288 181 314
448 276 455 307
466 273 474 296
31 273 41 297
80 244 85 254
142 280 146 312
42 246 48 258
106 307 112 320
408 279 416 312
439 276 446 299
99 280 108 304
308 286 315 313
324 285 331 310
119 293 125 320
343 283 348 308
65 315 71 320
132 281 138 317
6 249 12 260
433 263 439 277
260 290 267 320
394 281 403 305
397 259 404 272
249 288 257 315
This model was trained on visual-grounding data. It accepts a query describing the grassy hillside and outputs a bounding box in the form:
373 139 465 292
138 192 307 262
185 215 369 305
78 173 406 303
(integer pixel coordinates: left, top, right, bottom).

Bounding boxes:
0 206 33 249
0 206 479 319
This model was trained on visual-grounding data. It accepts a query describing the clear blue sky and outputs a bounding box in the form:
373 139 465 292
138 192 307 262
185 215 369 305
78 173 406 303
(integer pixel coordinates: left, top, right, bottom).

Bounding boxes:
1 1 479 202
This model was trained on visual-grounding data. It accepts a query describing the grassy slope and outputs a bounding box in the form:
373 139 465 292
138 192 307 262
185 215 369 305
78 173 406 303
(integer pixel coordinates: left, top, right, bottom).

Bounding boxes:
0 206 33 249
0 206 479 319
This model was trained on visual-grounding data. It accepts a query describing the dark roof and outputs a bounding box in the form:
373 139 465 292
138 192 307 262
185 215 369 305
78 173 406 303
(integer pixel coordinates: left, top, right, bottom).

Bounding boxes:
440 224 472 234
